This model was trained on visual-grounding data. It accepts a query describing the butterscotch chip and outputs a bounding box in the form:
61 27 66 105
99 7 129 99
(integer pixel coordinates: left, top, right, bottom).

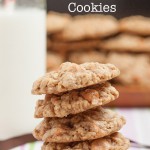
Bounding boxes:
42 132 130 150
50 40 101 52
47 11 71 34
69 50 106 64
100 34 150 52
32 62 120 95
120 16 150 36
34 82 119 118
47 52 64 71
107 52 150 85
33 107 125 143
53 14 119 42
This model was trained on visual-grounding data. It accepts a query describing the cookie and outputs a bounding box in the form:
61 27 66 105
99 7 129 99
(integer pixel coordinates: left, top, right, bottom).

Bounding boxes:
69 50 106 64
47 11 71 34
33 107 125 143
100 34 150 52
42 132 130 150
32 62 120 95
34 82 119 118
47 52 64 71
50 40 101 52
53 14 119 42
120 16 150 36
107 52 150 85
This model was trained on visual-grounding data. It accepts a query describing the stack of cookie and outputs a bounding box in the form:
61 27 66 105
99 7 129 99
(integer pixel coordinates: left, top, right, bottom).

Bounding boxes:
32 62 130 149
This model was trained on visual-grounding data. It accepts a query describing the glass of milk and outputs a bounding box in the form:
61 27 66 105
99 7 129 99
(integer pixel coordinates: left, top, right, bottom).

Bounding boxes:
0 0 46 140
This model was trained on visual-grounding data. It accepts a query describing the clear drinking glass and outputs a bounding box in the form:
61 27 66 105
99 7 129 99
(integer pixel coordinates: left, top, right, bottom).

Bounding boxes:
0 0 46 140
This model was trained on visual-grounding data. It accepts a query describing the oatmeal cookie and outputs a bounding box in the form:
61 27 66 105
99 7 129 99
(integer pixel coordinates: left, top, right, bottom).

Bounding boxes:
107 52 150 85
33 107 125 143
32 62 120 95
100 34 150 52
53 14 119 41
47 52 64 71
42 132 130 150
50 40 101 52
47 11 71 34
69 50 106 64
120 16 150 36
34 82 119 118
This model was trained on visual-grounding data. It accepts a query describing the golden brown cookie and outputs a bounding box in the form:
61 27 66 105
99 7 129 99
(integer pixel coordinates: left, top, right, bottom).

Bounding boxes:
100 34 150 52
32 62 120 95
47 52 65 71
33 107 126 143
34 82 119 118
50 40 101 52
47 11 71 34
120 16 150 36
53 14 119 41
68 50 106 64
107 52 150 85
42 132 130 150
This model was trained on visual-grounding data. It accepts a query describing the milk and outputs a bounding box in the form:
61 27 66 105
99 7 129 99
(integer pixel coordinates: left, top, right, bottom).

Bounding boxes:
0 8 46 140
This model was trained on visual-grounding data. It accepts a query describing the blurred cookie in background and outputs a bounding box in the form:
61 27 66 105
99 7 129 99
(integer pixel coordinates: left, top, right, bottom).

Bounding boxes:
47 11 72 34
107 52 150 86
53 14 119 42
119 16 150 36
50 39 101 52
68 50 106 64
100 34 150 52
47 52 65 71
46 12 150 107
